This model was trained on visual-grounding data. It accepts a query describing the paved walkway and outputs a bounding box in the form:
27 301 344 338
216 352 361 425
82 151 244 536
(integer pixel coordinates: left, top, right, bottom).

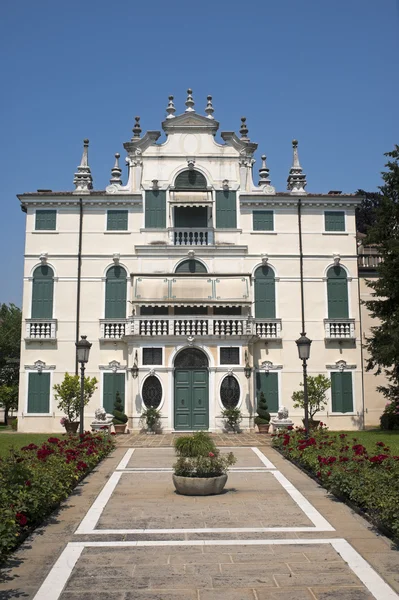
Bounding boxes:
116 432 269 447
1 443 398 600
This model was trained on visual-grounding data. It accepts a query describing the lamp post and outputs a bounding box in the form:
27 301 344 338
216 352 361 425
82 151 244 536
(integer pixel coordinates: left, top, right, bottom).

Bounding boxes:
295 334 312 439
75 335 92 435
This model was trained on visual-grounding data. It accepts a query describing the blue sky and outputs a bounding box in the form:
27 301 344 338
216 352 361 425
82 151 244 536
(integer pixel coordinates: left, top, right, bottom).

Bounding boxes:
1 0 398 305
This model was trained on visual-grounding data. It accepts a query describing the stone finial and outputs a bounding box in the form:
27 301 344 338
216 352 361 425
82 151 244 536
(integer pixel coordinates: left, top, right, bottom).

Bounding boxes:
258 154 271 186
287 139 307 194
110 153 122 185
166 95 176 119
132 116 142 139
240 117 249 141
185 88 195 112
73 138 93 192
205 95 214 119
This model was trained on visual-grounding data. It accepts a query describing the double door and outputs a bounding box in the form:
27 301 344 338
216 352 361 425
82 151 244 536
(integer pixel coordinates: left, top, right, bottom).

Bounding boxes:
174 369 209 430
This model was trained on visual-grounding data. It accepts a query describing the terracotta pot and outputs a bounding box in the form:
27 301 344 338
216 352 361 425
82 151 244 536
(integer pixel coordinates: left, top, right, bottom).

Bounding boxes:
173 474 228 496
257 423 270 433
114 423 127 434
64 421 79 434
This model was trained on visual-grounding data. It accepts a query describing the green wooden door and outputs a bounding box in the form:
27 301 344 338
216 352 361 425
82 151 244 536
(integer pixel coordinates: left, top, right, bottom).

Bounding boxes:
327 266 348 318
254 266 276 318
174 369 209 430
27 372 50 413
255 372 279 413
32 265 54 318
103 373 125 413
105 266 127 319
331 372 353 413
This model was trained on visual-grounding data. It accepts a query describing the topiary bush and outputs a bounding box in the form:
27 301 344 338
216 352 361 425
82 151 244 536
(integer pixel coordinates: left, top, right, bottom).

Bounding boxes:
254 392 270 425
112 392 128 425
174 431 216 457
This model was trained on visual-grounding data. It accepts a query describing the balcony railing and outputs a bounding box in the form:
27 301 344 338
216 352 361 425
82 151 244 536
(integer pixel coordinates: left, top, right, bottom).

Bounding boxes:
100 319 127 339
25 319 57 340
171 228 214 246
254 319 282 339
324 319 355 340
358 252 382 270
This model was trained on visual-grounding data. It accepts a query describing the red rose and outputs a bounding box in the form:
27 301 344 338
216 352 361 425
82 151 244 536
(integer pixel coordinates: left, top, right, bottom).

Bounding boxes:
16 513 27 526
208 452 215 458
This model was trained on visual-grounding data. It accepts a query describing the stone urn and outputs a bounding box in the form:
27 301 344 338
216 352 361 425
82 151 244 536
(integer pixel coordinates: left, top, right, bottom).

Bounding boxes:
64 421 79 434
172 474 228 496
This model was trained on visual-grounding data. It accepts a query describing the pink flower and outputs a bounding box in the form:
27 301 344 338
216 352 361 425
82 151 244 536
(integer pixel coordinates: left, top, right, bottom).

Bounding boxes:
208 452 215 458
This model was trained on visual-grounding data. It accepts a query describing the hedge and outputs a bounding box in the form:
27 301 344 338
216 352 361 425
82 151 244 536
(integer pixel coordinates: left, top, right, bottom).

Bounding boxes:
0 432 115 562
272 425 399 539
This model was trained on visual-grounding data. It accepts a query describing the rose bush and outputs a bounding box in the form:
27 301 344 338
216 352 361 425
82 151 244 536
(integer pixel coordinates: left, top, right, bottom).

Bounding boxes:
0 431 115 563
272 425 399 538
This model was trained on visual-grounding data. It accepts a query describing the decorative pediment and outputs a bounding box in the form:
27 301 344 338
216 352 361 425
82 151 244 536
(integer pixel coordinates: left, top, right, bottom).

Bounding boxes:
24 360 55 372
162 112 219 135
99 360 127 372
258 360 283 372
326 360 356 371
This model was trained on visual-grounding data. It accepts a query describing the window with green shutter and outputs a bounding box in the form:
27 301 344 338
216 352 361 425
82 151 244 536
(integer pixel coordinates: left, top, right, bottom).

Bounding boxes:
255 372 279 413
216 191 237 228
27 372 50 413
103 373 125 413
35 210 57 231
32 265 54 318
105 266 127 318
145 190 166 228
107 210 128 231
254 265 276 318
325 211 345 232
327 266 349 318
331 372 353 413
174 170 207 190
174 259 207 273
253 211 274 231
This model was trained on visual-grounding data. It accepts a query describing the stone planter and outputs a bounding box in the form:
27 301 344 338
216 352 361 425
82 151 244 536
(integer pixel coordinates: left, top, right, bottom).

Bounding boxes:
64 421 79 434
302 419 320 430
114 423 127 434
257 423 270 433
173 474 228 496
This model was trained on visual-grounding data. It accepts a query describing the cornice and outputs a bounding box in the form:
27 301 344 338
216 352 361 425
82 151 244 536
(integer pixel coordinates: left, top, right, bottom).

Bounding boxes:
134 245 249 256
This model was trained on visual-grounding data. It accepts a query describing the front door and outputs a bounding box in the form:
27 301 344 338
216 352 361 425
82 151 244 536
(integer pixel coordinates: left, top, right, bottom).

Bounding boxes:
174 368 209 430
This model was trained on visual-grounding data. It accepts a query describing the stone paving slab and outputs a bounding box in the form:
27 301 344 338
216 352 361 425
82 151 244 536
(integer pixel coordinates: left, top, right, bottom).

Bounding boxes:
117 432 271 447
125 446 266 469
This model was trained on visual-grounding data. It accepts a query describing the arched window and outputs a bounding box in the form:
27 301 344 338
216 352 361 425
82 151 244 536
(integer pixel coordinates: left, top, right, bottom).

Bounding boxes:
105 265 127 319
32 265 54 318
254 265 276 318
142 376 162 408
220 376 240 408
174 259 207 274
327 266 348 318
174 170 207 190
174 348 209 369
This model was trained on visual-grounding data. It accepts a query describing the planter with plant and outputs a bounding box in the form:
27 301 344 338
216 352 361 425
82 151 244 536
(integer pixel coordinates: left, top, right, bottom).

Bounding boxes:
54 372 98 433
292 374 330 428
140 406 162 433
254 392 271 433
112 392 128 434
172 431 236 495
221 406 242 433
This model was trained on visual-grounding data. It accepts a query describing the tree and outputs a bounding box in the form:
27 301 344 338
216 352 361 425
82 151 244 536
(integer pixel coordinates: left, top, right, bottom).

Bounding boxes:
292 374 331 421
363 146 399 413
0 304 22 424
53 373 98 423
355 189 382 235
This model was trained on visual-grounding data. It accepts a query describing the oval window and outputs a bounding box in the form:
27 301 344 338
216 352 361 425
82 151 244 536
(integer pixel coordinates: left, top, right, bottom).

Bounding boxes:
220 376 240 408
142 376 162 409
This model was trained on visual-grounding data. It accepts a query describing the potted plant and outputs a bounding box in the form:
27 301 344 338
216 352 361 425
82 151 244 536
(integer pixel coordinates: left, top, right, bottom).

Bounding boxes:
172 431 236 496
140 406 162 434
54 372 98 433
112 391 128 434
221 406 242 433
254 392 271 433
292 374 330 428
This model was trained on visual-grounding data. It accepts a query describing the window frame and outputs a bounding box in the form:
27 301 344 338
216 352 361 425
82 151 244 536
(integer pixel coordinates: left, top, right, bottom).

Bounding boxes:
219 347 240 366
252 210 274 232
142 347 163 366
141 373 165 410
35 209 57 231
217 373 242 411
106 209 129 232
324 210 346 233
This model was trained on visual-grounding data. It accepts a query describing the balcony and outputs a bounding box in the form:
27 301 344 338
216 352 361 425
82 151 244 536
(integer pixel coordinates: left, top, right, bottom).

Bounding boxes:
358 251 382 271
324 319 355 340
25 319 57 341
100 319 127 339
170 228 214 246
254 319 282 339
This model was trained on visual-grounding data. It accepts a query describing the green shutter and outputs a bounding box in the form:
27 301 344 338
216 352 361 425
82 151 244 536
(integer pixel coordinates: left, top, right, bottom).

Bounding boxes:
253 211 274 231
107 210 128 231
103 373 125 413
175 170 207 190
255 372 278 412
28 372 50 413
35 210 56 231
216 191 237 228
331 372 353 413
175 259 207 274
254 266 276 318
105 266 127 318
325 211 345 232
145 191 166 228
327 266 349 318
32 265 54 318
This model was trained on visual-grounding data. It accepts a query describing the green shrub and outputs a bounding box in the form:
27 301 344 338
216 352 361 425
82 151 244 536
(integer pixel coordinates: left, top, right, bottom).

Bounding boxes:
380 407 399 430
54 372 98 423
173 451 236 478
0 432 115 563
140 406 161 431
221 407 242 432
174 431 216 457
254 392 270 425
292 374 330 421
113 392 128 425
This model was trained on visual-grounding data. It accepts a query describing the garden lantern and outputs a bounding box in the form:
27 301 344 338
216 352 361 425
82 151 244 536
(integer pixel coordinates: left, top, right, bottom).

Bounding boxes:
295 334 312 439
75 335 92 435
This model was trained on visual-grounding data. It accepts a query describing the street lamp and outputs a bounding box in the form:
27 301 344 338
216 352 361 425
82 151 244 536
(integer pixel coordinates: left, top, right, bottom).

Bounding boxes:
75 335 92 435
295 334 312 439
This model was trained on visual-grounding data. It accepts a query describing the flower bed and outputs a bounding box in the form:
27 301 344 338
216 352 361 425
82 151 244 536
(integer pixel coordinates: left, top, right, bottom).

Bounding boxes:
272 425 399 539
0 432 115 562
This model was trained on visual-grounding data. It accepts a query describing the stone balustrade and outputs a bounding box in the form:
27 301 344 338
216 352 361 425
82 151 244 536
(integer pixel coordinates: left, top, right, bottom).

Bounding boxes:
324 318 355 339
25 319 57 340
171 228 213 246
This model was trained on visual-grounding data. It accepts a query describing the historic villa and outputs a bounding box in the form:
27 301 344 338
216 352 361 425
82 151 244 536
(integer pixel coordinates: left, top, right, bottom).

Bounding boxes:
16 90 384 432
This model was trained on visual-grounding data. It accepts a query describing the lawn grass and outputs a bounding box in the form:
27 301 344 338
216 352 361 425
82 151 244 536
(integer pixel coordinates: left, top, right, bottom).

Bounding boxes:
334 429 399 455
0 433 62 457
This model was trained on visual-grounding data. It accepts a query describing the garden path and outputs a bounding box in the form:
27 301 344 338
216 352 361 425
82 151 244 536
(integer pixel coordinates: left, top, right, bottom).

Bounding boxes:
0 441 398 600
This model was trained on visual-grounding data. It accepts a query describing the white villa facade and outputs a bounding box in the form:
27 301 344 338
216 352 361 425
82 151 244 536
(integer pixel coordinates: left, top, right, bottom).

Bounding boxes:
17 90 366 433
